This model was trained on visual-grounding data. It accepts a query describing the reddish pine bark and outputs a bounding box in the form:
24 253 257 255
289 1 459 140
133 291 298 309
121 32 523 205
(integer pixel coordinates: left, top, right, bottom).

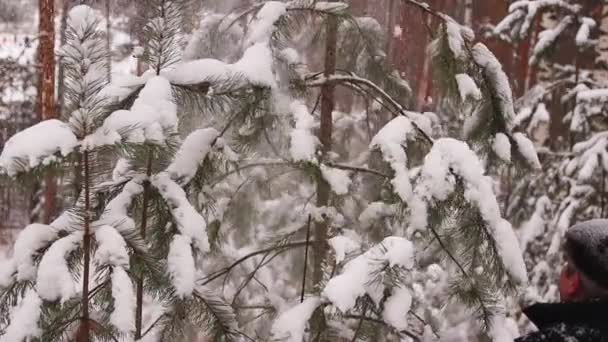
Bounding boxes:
39 0 56 224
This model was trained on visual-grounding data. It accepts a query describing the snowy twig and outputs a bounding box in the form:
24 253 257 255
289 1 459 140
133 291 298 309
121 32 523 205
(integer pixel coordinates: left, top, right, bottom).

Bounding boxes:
199 241 313 286
305 72 434 144
326 162 390 178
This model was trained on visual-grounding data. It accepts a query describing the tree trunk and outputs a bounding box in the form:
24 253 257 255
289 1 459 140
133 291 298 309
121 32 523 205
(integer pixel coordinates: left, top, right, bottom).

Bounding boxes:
77 151 92 342
106 0 112 82
39 0 56 224
313 1 339 288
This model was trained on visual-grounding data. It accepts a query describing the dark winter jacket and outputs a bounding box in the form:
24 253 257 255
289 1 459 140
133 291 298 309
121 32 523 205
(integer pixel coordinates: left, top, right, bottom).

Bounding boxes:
515 300 608 342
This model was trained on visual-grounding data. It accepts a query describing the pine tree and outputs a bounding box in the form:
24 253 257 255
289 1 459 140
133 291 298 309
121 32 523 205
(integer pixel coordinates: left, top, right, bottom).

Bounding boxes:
0 1 543 341
493 0 607 329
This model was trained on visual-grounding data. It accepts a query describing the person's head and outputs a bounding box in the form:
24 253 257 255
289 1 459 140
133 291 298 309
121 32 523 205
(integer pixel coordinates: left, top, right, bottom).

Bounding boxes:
559 219 608 302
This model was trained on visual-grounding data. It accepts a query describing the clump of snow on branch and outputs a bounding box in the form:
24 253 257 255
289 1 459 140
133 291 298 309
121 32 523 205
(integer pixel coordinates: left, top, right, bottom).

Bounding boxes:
166 128 220 184
11 224 59 282
471 43 515 124
514 104 550 136
246 1 287 46
110 267 135 334
0 289 42 342
152 172 210 252
493 133 512 163
531 16 573 65
323 237 415 312
167 234 196 297
94 225 135 334
441 15 474 60
412 138 527 285
566 132 608 181
94 225 129 268
0 119 78 176
455 73 481 101
85 76 177 148
167 43 277 88
97 179 143 231
370 116 415 203
289 101 319 162
513 132 542 169
329 235 360 264
320 164 351 195
271 297 322 342
575 17 596 47
382 285 412 330
36 232 83 302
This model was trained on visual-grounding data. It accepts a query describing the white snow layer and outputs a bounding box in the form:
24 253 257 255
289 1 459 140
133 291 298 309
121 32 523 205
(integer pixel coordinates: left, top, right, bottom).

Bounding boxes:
455 73 482 101
370 116 416 203
97 179 143 231
271 297 322 342
36 232 83 302
513 132 541 169
569 132 608 181
0 119 78 176
488 314 518 342
575 17 596 47
323 236 415 312
493 133 512 163
94 225 129 267
320 164 351 195
471 43 516 126
0 289 42 342
167 234 196 297
110 267 136 335
167 128 220 184
382 285 412 330
442 15 474 60
531 16 573 64
166 43 277 88
246 1 287 46
290 101 319 162
328 235 361 264
151 172 210 252
412 138 527 285
12 223 59 282
84 76 178 148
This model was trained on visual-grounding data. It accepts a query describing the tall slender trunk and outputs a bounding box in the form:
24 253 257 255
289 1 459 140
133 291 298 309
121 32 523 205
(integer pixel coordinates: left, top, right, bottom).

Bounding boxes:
106 0 112 82
39 0 57 224
135 153 152 339
313 6 338 287
77 151 92 342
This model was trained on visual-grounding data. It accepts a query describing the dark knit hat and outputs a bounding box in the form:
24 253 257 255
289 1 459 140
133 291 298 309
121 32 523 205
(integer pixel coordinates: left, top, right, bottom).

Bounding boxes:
565 219 608 288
